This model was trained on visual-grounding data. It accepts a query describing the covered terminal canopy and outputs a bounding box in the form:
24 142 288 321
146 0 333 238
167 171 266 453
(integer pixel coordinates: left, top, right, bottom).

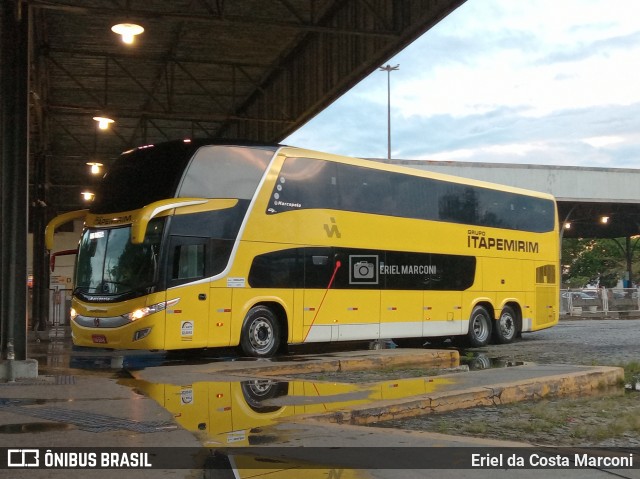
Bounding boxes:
556 201 640 239
17 0 467 214
1 0 468 362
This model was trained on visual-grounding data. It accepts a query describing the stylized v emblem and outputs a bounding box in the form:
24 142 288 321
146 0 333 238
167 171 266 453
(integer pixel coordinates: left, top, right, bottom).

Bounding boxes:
323 217 341 238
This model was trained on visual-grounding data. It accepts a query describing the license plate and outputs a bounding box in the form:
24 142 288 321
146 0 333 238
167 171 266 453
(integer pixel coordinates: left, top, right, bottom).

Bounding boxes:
92 334 107 344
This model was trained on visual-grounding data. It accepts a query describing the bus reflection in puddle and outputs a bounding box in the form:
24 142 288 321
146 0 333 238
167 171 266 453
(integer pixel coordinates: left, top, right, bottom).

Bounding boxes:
121 375 452 447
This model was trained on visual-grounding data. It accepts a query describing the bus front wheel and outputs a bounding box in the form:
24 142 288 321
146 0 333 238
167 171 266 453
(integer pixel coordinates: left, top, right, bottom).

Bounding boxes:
240 306 281 358
466 306 492 347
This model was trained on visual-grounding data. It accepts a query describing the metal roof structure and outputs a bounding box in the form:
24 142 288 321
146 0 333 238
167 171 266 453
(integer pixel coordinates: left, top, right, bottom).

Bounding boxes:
2 0 468 362
7 0 635 366
20 0 466 214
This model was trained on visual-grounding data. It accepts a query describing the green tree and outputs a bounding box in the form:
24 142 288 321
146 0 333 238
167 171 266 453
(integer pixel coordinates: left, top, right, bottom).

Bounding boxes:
561 238 632 288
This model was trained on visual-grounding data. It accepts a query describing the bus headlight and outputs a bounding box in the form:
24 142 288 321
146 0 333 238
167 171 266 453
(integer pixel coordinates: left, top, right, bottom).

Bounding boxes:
123 298 180 322
70 308 78 321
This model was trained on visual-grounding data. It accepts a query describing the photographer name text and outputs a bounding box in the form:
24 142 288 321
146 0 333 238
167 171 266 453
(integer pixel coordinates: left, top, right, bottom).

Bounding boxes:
472 452 633 468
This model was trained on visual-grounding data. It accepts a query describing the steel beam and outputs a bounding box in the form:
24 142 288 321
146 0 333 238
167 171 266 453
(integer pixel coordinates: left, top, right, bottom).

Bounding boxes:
1 0 31 368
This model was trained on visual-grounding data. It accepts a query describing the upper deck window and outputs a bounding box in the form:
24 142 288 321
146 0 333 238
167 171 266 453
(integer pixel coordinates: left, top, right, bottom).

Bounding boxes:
91 142 276 214
177 146 273 200
267 157 555 233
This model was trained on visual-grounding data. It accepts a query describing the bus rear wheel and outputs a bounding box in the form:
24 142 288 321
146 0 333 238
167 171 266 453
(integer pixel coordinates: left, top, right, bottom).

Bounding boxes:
240 306 281 358
466 306 492 347
494 305 518 344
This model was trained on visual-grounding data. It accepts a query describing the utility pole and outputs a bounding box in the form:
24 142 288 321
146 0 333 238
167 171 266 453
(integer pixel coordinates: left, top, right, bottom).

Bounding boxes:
379 64 399 161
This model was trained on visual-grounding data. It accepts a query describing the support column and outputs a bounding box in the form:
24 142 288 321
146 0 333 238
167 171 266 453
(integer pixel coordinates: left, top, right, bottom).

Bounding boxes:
625 236 632 288
32 151 50 334
1 0 38 379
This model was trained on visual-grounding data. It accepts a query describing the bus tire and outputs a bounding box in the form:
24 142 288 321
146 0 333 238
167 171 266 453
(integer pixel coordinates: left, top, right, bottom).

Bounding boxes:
494 305 518 344
240 306 281 358
466 305 492 347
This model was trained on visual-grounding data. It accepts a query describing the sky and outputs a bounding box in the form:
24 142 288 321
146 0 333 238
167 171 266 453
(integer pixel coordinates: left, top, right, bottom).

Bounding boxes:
284 0 640 168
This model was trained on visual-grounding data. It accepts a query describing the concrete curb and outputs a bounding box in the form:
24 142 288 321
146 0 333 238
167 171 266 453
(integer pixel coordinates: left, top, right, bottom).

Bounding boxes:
301 365 624 425
248 349 460 377
131 348 460 383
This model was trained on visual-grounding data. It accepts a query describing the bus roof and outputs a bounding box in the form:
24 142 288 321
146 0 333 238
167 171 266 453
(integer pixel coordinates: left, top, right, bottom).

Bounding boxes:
277 145 556 202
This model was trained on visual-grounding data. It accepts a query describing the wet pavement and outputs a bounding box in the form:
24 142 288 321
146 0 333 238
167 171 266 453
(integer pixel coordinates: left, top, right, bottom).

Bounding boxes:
0 332 635 478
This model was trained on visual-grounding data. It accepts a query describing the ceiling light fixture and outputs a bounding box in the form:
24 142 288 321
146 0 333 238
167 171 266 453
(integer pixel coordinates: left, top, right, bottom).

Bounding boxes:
93 116 114 130
81 191 95 201
601 216 610 224
86 162 103 175
111 23 144 44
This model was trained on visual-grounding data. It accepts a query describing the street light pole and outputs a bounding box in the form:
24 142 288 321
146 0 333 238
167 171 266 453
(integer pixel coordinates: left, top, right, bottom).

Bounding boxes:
379 64 399 161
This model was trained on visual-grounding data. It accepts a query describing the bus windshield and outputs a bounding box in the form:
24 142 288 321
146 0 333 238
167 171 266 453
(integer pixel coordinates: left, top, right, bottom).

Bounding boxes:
75 219 164 300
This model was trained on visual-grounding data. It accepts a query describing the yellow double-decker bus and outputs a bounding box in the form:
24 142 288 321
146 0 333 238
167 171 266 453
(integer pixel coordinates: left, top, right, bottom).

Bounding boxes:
46 140 559 357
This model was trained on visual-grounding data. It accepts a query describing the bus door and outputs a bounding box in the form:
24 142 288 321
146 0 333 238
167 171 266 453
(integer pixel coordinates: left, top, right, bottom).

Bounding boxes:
534 263 558 329
164 236 210 349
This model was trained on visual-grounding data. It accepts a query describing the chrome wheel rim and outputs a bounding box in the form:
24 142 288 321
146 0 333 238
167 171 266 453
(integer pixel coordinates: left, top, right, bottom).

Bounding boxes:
248 318 274 353
471 313 490 343
499 312 515 339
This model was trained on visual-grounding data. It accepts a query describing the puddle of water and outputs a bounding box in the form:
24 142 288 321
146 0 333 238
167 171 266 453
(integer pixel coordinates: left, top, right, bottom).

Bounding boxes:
201 450 367 478
459 352 527 371
0 398 65 406
30 339 168 372
0 422 75 434
68 350 167 371
122 373 447 474
30 337 378 375
120 374 452 447
64 346 317 372
625 380 640 391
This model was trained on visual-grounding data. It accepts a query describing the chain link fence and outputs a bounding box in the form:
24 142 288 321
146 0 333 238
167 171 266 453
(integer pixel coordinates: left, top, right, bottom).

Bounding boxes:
561 287 640 316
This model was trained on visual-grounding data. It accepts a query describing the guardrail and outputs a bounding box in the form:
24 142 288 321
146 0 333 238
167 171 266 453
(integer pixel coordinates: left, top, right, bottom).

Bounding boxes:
49 287 72 326
560 288 640 316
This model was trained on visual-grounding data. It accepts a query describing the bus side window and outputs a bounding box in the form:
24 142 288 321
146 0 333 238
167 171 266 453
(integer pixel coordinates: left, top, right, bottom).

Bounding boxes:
304 248 333 288
168 237 208 286
173 244 205 279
